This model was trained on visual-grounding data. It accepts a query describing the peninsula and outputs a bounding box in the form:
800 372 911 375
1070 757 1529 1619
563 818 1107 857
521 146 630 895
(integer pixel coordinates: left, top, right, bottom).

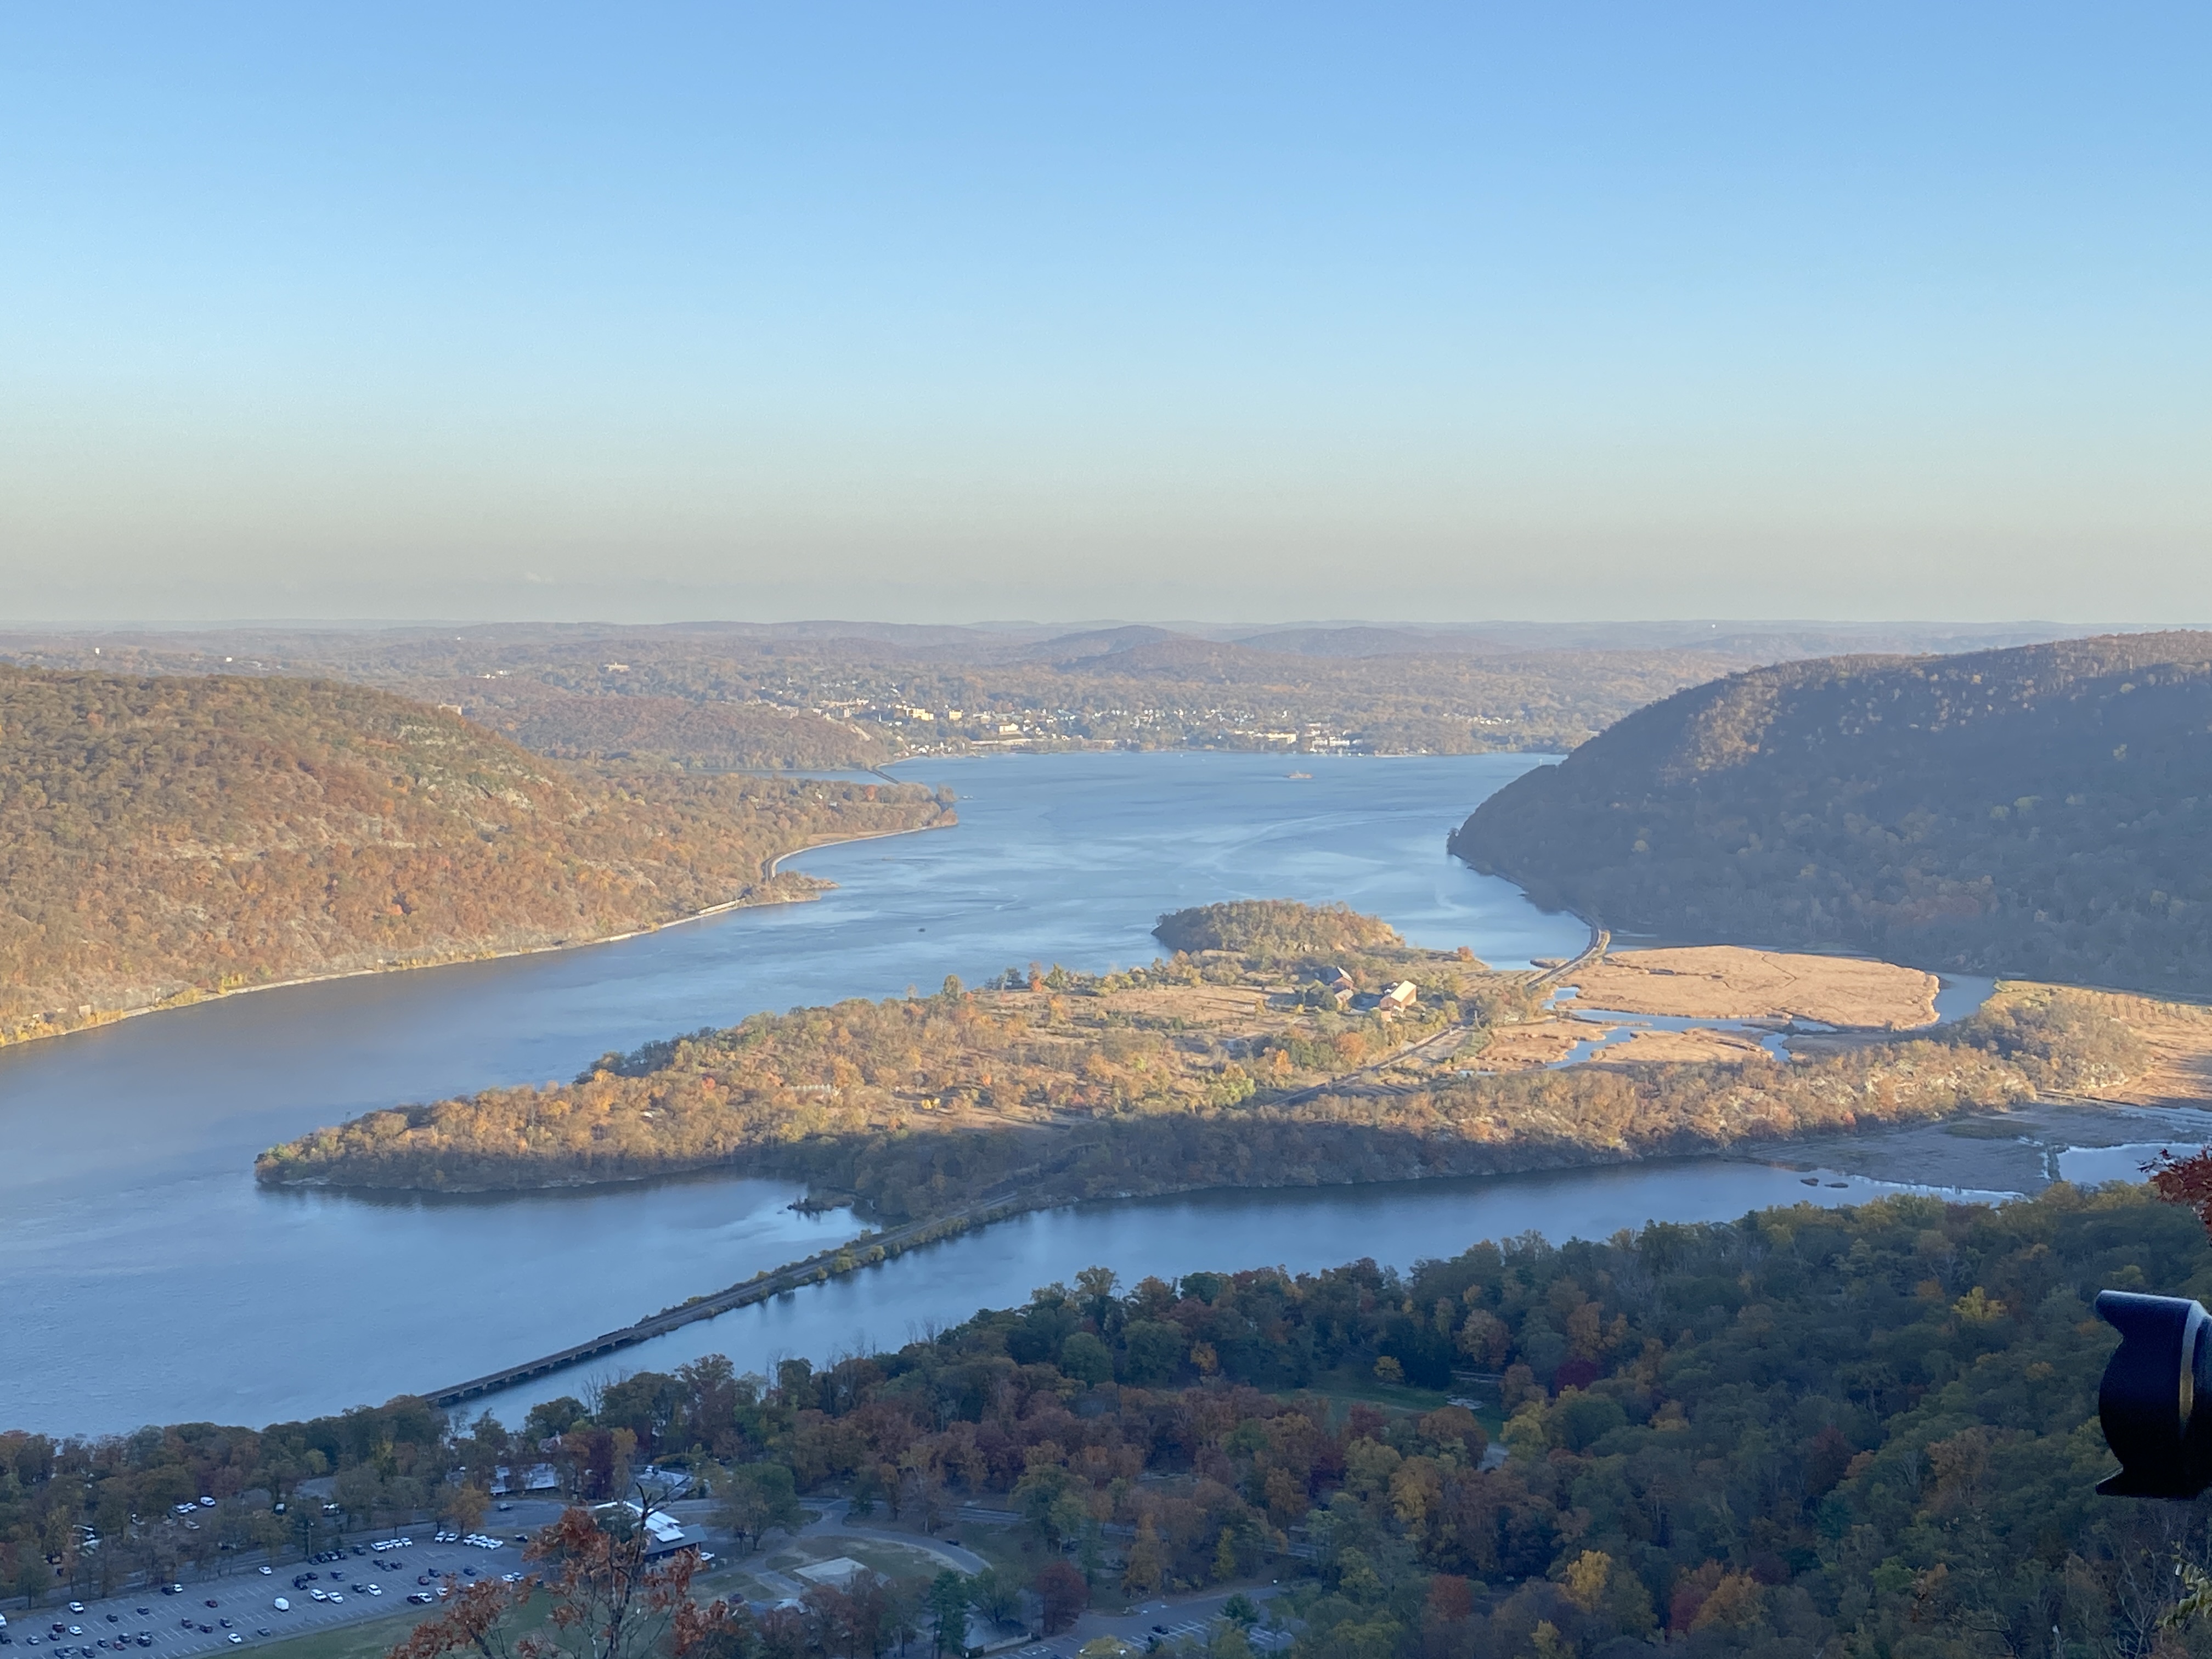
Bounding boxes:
0 665 952 1047
257 900 2198 1216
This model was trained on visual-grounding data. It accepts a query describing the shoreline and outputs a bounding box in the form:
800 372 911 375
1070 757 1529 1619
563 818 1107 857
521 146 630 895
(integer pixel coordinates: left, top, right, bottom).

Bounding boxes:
412 1096 2099 1410
0 816 956 1057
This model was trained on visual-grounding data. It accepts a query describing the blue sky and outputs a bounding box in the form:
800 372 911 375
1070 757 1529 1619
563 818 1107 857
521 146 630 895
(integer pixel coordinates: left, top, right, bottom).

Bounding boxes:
1 3 2205 622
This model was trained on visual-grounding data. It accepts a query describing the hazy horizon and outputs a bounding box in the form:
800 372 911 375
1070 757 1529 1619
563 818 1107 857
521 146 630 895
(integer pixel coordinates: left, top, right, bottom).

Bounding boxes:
4 4 2206 624
1 612 2197 653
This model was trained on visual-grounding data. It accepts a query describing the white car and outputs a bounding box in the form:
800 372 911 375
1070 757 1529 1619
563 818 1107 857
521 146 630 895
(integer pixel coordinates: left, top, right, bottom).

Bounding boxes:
272 1601 289 1613
257 1568 272 1577
308 1592 326 1604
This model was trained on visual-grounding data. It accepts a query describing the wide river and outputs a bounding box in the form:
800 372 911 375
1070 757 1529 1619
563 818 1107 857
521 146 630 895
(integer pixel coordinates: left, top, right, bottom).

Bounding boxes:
0 752 2122 1438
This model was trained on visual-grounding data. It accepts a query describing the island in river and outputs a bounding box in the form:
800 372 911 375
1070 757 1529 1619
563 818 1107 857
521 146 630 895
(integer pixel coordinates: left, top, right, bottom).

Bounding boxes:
258 900 2208 1222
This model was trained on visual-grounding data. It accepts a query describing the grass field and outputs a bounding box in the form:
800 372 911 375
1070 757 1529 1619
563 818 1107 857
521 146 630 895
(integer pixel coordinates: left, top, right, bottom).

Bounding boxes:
243 1603 443 1659
1277 1370 1506 1443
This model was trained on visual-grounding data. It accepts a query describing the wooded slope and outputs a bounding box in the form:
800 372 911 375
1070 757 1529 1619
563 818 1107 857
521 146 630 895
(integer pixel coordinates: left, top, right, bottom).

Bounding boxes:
0 667 951 1043
1451 631 2212 992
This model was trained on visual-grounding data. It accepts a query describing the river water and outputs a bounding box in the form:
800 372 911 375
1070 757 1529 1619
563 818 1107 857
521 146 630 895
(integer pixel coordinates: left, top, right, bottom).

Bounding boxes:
0 752 2112 1438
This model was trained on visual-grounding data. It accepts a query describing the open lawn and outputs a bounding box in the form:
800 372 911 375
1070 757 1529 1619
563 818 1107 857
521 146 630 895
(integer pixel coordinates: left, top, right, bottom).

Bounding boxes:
243 1602 452 1659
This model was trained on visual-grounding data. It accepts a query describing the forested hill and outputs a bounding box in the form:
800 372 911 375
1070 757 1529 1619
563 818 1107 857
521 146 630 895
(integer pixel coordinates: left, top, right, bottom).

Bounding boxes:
1450 631 2212 992
0 667 951 1045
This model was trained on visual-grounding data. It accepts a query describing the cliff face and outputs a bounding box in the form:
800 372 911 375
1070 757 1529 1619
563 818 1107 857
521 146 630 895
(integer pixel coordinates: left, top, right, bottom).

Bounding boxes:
1450 631 2212 992
0 666 950 1041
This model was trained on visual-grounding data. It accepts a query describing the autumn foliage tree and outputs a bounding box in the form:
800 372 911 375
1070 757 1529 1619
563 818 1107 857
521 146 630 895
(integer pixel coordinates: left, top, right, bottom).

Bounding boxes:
1032 1561 1088 1635
388 1503 733 1659
2148 1144 2212 1236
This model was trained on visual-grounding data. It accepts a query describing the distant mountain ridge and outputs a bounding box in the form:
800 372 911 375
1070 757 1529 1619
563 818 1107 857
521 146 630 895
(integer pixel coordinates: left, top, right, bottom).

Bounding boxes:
0 666 949 1043
1450 631 2212 993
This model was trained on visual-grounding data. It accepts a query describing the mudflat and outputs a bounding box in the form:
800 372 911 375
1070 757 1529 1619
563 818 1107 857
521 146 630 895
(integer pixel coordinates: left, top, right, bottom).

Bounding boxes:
1562 946 1940 1030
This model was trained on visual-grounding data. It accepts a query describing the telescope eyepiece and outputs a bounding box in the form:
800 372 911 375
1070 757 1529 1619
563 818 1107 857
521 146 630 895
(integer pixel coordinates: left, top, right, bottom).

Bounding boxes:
2095 1289 2212 1499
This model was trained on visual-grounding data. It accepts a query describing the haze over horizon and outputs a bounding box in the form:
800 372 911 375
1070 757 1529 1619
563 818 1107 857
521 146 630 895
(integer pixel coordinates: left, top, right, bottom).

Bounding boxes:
4 3 2205 624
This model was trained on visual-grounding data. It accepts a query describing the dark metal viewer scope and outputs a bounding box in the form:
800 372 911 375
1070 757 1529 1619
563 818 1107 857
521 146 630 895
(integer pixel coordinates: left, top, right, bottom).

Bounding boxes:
2096 1289 2212 1498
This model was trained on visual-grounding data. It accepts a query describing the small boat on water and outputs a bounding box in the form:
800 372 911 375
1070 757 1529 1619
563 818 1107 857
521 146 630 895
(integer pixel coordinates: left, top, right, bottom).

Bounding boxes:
1286 770 1312 779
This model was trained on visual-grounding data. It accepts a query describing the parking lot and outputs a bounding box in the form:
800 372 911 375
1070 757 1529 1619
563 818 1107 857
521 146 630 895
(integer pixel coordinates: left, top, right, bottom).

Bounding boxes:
4 1504 568 1658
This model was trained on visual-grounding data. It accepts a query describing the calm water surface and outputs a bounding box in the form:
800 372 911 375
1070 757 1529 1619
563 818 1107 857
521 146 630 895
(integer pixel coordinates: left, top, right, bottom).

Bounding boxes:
0 753 2078 1436
5 753 1595 1434
469 1160 2019 1426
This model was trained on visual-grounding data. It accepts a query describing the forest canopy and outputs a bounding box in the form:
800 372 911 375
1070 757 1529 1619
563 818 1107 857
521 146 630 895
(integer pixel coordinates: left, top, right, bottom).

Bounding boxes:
1153 900 1404 960
1452 631 2212 994
0 666 951 1045
7 1182 2210 1656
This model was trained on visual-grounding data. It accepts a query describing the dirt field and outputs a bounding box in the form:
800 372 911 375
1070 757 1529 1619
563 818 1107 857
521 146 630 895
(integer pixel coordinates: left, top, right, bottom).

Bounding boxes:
2054 992 2212 1107
1107 984 1275 1026
1560 946 1939 1030
1588 1028 1779 1066
1470 1023 1593 1069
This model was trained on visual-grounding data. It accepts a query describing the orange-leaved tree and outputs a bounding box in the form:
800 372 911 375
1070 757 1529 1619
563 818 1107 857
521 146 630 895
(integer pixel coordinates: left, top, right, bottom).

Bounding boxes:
387 1502 744 1659
2147 1147 2212 1237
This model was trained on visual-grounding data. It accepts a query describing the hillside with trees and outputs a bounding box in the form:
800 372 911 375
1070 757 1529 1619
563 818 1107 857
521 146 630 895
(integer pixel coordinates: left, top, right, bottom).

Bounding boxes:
9 1181 2212 1655
475 689 893 773
1452 631 2212 994
0 666 952 1046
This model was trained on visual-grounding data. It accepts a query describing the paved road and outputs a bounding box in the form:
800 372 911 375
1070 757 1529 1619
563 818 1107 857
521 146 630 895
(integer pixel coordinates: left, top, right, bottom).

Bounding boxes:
5 1506 568 1659
794 1502 989 1575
